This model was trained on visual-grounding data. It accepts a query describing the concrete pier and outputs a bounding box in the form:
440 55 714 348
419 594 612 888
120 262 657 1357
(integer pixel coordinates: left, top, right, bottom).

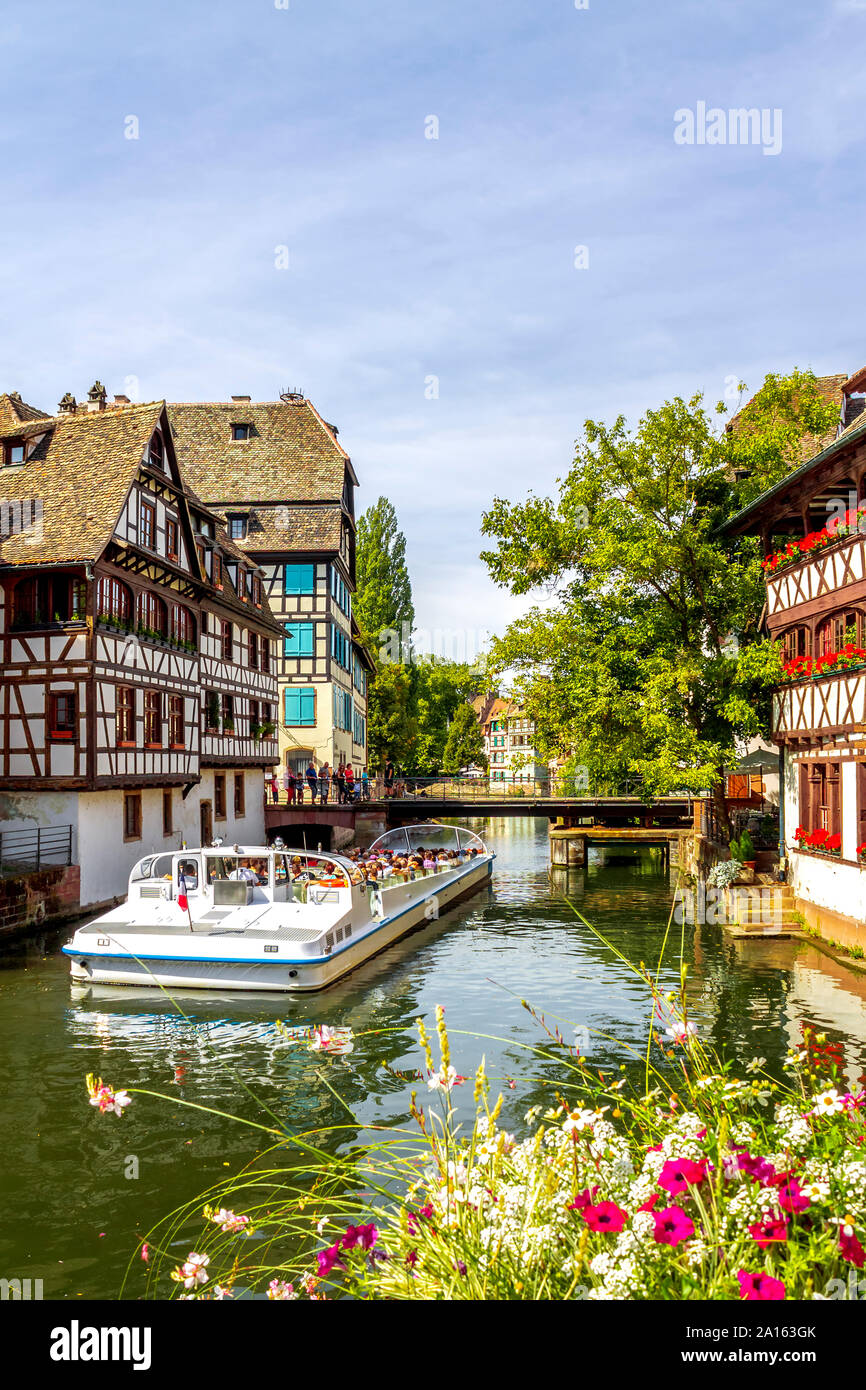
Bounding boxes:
549 824 686 868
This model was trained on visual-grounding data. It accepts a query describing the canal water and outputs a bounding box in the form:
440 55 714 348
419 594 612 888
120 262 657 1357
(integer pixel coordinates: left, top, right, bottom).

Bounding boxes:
2 816 866 1300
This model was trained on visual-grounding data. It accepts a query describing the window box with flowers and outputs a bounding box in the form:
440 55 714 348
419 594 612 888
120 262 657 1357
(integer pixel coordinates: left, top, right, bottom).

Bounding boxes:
794 826 842 857
762 506 866 576
781 645 866 683
858 842 866 868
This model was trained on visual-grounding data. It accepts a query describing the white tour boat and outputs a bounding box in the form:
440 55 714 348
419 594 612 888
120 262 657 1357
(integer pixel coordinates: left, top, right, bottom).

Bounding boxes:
62 824 493 992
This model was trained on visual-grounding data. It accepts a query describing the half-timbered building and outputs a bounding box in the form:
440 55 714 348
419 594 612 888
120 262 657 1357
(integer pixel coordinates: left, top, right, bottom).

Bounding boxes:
726 368 866 944
0 385 281 909
169 395 374 778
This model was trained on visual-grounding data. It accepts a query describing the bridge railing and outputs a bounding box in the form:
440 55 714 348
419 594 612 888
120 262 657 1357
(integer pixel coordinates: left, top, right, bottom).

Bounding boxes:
266 775 700 808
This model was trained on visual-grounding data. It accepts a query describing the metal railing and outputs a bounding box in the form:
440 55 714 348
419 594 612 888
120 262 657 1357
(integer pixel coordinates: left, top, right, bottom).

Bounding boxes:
0 824 74 874
266 775 698 808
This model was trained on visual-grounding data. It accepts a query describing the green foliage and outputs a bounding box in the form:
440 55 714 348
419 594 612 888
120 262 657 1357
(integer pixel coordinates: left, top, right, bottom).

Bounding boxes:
365 660 417 768
723 368 839 505
480 372 827 798
355 497 415 648
442 701 486 774
413 660 486 773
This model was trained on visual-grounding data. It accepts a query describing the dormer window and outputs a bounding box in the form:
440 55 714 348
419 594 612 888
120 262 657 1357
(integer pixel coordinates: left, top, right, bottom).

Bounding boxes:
149 432 165 470
4 440 25 466
231 424 251 442
228 515 248 540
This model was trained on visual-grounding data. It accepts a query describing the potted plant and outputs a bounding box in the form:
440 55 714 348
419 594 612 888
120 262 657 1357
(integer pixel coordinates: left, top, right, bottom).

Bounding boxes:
738 830 756 873
729 833 756 884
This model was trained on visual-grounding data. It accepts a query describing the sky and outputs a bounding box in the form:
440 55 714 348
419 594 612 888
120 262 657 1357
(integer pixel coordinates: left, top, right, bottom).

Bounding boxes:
2 0 866 653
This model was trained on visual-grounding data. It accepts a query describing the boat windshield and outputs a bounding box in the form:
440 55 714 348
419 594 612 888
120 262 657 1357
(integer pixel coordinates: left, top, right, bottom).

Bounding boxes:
204 853 272 887
130 852 176 882
368 823 487 856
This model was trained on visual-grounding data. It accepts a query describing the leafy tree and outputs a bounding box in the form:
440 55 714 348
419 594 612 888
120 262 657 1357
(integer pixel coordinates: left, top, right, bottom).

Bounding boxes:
442 701 487 774
355 497 417 767
480 371 836 830
365 661 417 770
355 497 415 651
413 659 485 773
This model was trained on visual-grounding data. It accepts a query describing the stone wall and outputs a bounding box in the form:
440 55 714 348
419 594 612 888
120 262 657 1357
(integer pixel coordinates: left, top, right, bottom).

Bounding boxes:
0 864 81 942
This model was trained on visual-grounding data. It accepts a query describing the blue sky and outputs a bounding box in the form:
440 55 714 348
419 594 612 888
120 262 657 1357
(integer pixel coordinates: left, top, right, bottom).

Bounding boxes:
2 0 866 646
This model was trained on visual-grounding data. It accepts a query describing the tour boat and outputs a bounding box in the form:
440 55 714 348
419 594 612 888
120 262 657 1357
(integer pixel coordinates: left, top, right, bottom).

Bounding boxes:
62 824 493 993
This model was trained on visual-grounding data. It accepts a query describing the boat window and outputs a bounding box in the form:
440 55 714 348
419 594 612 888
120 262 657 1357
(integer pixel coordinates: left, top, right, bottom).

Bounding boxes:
205 855 270 886
131 853 176 881
176 858 201 891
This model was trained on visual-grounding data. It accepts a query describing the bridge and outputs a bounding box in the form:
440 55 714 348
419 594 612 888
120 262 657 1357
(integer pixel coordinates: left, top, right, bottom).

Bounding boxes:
262 776 707 850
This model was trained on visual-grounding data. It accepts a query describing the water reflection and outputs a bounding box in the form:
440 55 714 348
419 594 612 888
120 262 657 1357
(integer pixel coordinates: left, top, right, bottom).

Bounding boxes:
2 815 866 1297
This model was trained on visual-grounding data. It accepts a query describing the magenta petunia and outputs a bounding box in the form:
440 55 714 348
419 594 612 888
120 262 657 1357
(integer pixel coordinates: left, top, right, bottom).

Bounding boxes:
839 1226 866 1269
737 1269 786 1300
567 1186 599 1212
658 1158 707 1195
652 1205 695 1246
776 1180 810 1214
316 1242 345 1278
748 1214 788 1248
582 1200 629 1234
735 1151 777 1184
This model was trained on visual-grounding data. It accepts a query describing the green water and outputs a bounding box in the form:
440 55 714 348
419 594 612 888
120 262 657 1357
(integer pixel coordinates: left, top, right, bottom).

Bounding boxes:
2 816 866 1300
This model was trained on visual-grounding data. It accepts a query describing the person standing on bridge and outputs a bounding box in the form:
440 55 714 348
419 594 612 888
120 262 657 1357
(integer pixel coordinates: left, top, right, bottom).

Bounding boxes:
384 759 395 799
319 762 331 804
305 760 318 803
361 767 370 801
344 764 355 802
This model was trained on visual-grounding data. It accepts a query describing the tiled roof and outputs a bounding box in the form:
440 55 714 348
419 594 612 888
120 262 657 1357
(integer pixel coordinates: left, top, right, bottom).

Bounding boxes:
726 372 849 464
0 392 51 431
168 399 351 505
231 504 344 554
0 402 165 566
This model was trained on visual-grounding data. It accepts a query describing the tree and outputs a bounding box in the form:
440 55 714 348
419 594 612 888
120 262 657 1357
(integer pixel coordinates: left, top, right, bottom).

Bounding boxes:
442 701 486 774
355 497 415 651
480 371 837 830
355 498 417 767
365 660 417 769
413 659 485 773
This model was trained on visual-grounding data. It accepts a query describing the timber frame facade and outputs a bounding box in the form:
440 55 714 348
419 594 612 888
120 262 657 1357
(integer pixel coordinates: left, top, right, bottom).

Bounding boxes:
168 396 374 776
0 386 282 907
726 369 866 939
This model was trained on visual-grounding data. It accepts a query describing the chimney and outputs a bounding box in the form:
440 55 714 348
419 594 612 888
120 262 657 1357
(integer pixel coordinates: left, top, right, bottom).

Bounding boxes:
231 395 251 402
58 392 77 415
113 394 130 405
86 380 107 412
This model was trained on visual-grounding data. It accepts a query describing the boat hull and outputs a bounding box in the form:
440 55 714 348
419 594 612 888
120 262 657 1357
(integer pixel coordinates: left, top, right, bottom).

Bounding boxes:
64 857 492 992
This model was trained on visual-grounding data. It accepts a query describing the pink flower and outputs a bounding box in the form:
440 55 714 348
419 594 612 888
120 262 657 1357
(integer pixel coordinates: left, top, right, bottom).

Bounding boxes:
737 1269 786 1300
268 1279 298 1300
566 1186 599 1212
316 1242 345 1278
171 1252 210 1290
652 1205 695 1246
777 1180 809 1214
140 1244 150 1263
748 1214 788 1248
582 1201 629 1234
658 1158 706 1195
637 1193 660 1213
734 1150 776 1184
839 1225 866 1268
342 1223 378 1251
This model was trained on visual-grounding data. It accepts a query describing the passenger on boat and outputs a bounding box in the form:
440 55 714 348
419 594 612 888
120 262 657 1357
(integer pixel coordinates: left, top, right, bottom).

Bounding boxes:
229 862 260 883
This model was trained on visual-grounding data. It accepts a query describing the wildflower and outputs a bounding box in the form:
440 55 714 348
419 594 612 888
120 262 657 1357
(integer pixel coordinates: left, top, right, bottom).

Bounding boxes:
777 1180 810 1215
838 1223 865 1268
342 1223 378 1251
268 1279 298 1300
140 1244 149 1263
735 1151 776 1184
582 1201 629 1234
567 1187 599 1212
562 1108 601 1134
658 1158 707 1196
813 1088 845 1117
453 1260 467 1276
745 1057 767 1074
406 1250 418 1266
737 1269 786 1300
206 1207 250 1234
310 1025 354 1056
316 1243 345 1278
748 1215 788 1248
653 1206 695 1246
665 1019 698 1044
86 1075 132 1118
427 1065 467 1092
171 1253 210 1291
637 1193 661 1213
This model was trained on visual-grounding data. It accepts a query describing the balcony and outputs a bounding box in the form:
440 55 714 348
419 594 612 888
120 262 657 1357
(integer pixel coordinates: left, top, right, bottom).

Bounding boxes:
766 530 866 623
773 664 866 738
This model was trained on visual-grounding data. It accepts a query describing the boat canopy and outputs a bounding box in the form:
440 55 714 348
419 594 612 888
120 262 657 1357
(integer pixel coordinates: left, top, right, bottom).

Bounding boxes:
368 823 487 856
